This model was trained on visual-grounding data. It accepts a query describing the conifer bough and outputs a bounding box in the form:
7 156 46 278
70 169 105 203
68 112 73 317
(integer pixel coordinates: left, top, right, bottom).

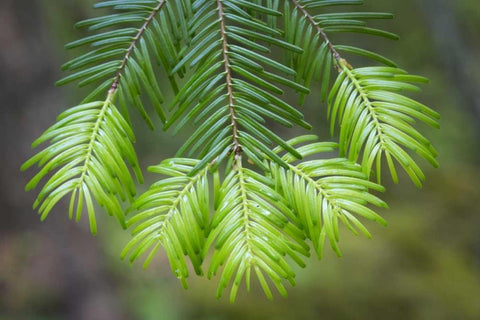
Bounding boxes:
23 0 439 301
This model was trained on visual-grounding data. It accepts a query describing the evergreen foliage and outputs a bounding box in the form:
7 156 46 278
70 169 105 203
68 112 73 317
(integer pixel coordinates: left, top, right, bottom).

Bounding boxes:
23 0 439 301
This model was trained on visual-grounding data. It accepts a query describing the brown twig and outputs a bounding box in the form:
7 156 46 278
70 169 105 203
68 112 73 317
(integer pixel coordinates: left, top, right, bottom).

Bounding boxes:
290 0 352 72
216 0 242 157
108 0 167 94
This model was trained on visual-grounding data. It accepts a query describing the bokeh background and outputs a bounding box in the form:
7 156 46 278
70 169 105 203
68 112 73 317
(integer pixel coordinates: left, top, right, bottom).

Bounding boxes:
1 0 479 319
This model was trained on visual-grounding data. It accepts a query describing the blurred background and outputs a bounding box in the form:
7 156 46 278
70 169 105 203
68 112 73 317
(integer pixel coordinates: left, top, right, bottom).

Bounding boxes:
1 0 479 319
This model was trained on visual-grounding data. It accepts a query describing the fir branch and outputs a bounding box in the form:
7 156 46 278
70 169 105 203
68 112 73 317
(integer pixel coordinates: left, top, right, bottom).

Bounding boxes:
290 0 342 61
328 63 439 187
122 158 210 287
22 0 441 301
23 0 191 231
109 0 167 94
269 135 388 258
284 0 439 186
206 157 309 302
22 94 142 233
165 0 310 173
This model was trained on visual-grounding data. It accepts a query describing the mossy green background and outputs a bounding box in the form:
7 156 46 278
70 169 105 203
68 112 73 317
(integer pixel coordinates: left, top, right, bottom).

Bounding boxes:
1 0 479 319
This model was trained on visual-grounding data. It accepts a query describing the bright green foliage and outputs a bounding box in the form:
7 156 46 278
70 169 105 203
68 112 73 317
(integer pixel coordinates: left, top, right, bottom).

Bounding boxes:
22 0 439 301
122 158 210 288
60 0 194 126
22 98 141 234
268 135 388 258
207 158 309 302
283 0 396 104
283 0 439 186
329 64 440 187
165 0 311 173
